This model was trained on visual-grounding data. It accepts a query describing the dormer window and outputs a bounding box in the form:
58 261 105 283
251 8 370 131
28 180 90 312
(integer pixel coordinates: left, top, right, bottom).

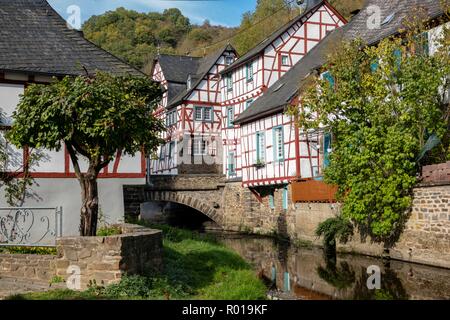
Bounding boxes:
225 56 234 65
187 75 192 90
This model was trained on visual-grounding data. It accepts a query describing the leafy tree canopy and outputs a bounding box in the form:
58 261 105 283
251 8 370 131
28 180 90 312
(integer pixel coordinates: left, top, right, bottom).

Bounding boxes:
7 72 164 235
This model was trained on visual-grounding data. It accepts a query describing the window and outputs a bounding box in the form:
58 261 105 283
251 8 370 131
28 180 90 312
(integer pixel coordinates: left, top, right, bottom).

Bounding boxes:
246 62 253 82
228 152 236 176
226 73 233 91
245 99 253 110
323 132 332 169
194 107 213 122
166 110 177 126
193 138 207 155
227 107 234 128
256 132 265 163
204 107 213 122
168 141 175 160
282 186 288 210
273 126 284 162
281 55 289 66
225 56 234 65
194 107 203 121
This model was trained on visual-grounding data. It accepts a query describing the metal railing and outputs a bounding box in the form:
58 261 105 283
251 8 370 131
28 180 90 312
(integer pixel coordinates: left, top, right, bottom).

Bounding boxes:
0 207 62 247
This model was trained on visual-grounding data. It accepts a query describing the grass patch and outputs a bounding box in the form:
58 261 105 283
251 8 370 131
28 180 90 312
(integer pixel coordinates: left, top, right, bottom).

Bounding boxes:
8 224 267 300
96 225 122 237
0 246 57 255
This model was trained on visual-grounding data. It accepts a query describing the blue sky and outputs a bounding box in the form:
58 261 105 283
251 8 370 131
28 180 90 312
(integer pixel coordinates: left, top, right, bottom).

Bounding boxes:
48 0 257 27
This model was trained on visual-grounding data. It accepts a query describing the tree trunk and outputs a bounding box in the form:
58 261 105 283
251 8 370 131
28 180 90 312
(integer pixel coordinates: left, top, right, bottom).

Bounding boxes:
79 173 99 236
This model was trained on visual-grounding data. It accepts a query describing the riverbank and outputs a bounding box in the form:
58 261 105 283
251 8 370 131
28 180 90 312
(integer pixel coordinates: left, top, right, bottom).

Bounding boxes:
6 224 267 300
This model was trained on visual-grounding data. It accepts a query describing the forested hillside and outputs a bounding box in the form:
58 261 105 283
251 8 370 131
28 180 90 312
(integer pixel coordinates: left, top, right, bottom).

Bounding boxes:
82 0 365 72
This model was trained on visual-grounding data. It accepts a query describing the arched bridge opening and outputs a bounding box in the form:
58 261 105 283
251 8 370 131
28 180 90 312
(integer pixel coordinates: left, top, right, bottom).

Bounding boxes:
123 175 226 229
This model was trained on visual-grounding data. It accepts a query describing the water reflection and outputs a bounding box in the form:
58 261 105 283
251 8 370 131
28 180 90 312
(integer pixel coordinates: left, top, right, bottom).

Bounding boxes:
217 234 450 300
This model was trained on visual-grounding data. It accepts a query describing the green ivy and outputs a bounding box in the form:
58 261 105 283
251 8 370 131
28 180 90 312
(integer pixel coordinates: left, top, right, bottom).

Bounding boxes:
295 18 450 243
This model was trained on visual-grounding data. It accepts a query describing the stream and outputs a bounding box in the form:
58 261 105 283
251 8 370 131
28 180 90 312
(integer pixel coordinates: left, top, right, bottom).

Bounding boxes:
213 233 450 300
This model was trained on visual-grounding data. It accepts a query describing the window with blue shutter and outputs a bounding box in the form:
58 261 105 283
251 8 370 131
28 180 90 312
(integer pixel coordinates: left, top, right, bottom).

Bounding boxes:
282 186 288 210
226 73 233 91
269 194 275 209
283 272 290 292
323 132 332 168
246 62 253 82
227 107 234 128
228 152 236 176
273 126 284 162
256 132 266 163
321 71 335 88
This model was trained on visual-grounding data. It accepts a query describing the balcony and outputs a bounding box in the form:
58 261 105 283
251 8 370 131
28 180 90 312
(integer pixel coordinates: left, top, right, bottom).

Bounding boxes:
291 179 338 203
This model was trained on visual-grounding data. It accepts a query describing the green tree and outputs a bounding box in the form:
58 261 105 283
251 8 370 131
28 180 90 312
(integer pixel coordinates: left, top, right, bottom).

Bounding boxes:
7 72 164 236
294 16 450 243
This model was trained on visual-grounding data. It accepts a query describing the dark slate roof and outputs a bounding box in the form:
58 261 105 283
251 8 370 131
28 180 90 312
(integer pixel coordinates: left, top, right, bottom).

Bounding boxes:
221 0 329 74
165 44 237 108
234 0 446 124
157 55 201 84
0 0 142 77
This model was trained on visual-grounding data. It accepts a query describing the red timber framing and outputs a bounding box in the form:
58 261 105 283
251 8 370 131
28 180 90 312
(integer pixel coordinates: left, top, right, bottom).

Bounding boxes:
0 74 146 179
221 1 346 182
150 48 238 175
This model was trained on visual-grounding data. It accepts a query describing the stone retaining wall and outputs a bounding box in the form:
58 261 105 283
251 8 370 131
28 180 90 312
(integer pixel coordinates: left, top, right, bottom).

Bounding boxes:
220 182 450 268
0 224 163 290
55 224 163 289
0 254 56 281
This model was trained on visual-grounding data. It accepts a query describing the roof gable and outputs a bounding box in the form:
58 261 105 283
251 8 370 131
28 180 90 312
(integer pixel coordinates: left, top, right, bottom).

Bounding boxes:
221 0 343 74
162 44 237 108
234 0 447 125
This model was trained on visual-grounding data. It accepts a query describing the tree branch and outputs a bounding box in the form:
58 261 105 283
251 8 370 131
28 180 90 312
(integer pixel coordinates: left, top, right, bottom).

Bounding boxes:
66 142 82 179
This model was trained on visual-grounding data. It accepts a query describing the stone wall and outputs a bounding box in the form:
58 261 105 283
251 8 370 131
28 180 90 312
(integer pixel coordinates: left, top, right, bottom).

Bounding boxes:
220 182 450 268
0 254 56 281
55 224 163 289
0 224 164 291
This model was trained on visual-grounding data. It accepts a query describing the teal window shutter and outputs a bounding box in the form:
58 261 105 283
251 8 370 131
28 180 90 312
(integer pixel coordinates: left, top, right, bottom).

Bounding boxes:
393 48 402 67
322 71 335 88
246 62 253 81
227 107 234 128
370 60 379 72
282 186 288 210
273 126 284 162
269 194 275 209
271 266 276 282
283 272 290 292
256 132 265 163
228 152 235 176
323 132 332 168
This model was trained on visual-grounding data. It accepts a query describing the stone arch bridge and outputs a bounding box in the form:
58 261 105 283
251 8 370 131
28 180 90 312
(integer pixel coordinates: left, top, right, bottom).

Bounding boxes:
123 175 228 227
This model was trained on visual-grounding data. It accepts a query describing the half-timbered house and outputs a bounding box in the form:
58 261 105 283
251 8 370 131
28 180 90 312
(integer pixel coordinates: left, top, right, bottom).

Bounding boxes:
220 0 346 182
0 0 146 235
234 0 448 205
150 45 238 175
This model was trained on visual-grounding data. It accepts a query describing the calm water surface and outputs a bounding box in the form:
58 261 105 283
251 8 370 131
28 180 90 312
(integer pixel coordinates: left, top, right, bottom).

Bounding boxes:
214 233 450 300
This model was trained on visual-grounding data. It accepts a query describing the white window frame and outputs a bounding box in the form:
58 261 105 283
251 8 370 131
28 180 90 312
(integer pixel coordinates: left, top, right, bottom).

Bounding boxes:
193 138 207 155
